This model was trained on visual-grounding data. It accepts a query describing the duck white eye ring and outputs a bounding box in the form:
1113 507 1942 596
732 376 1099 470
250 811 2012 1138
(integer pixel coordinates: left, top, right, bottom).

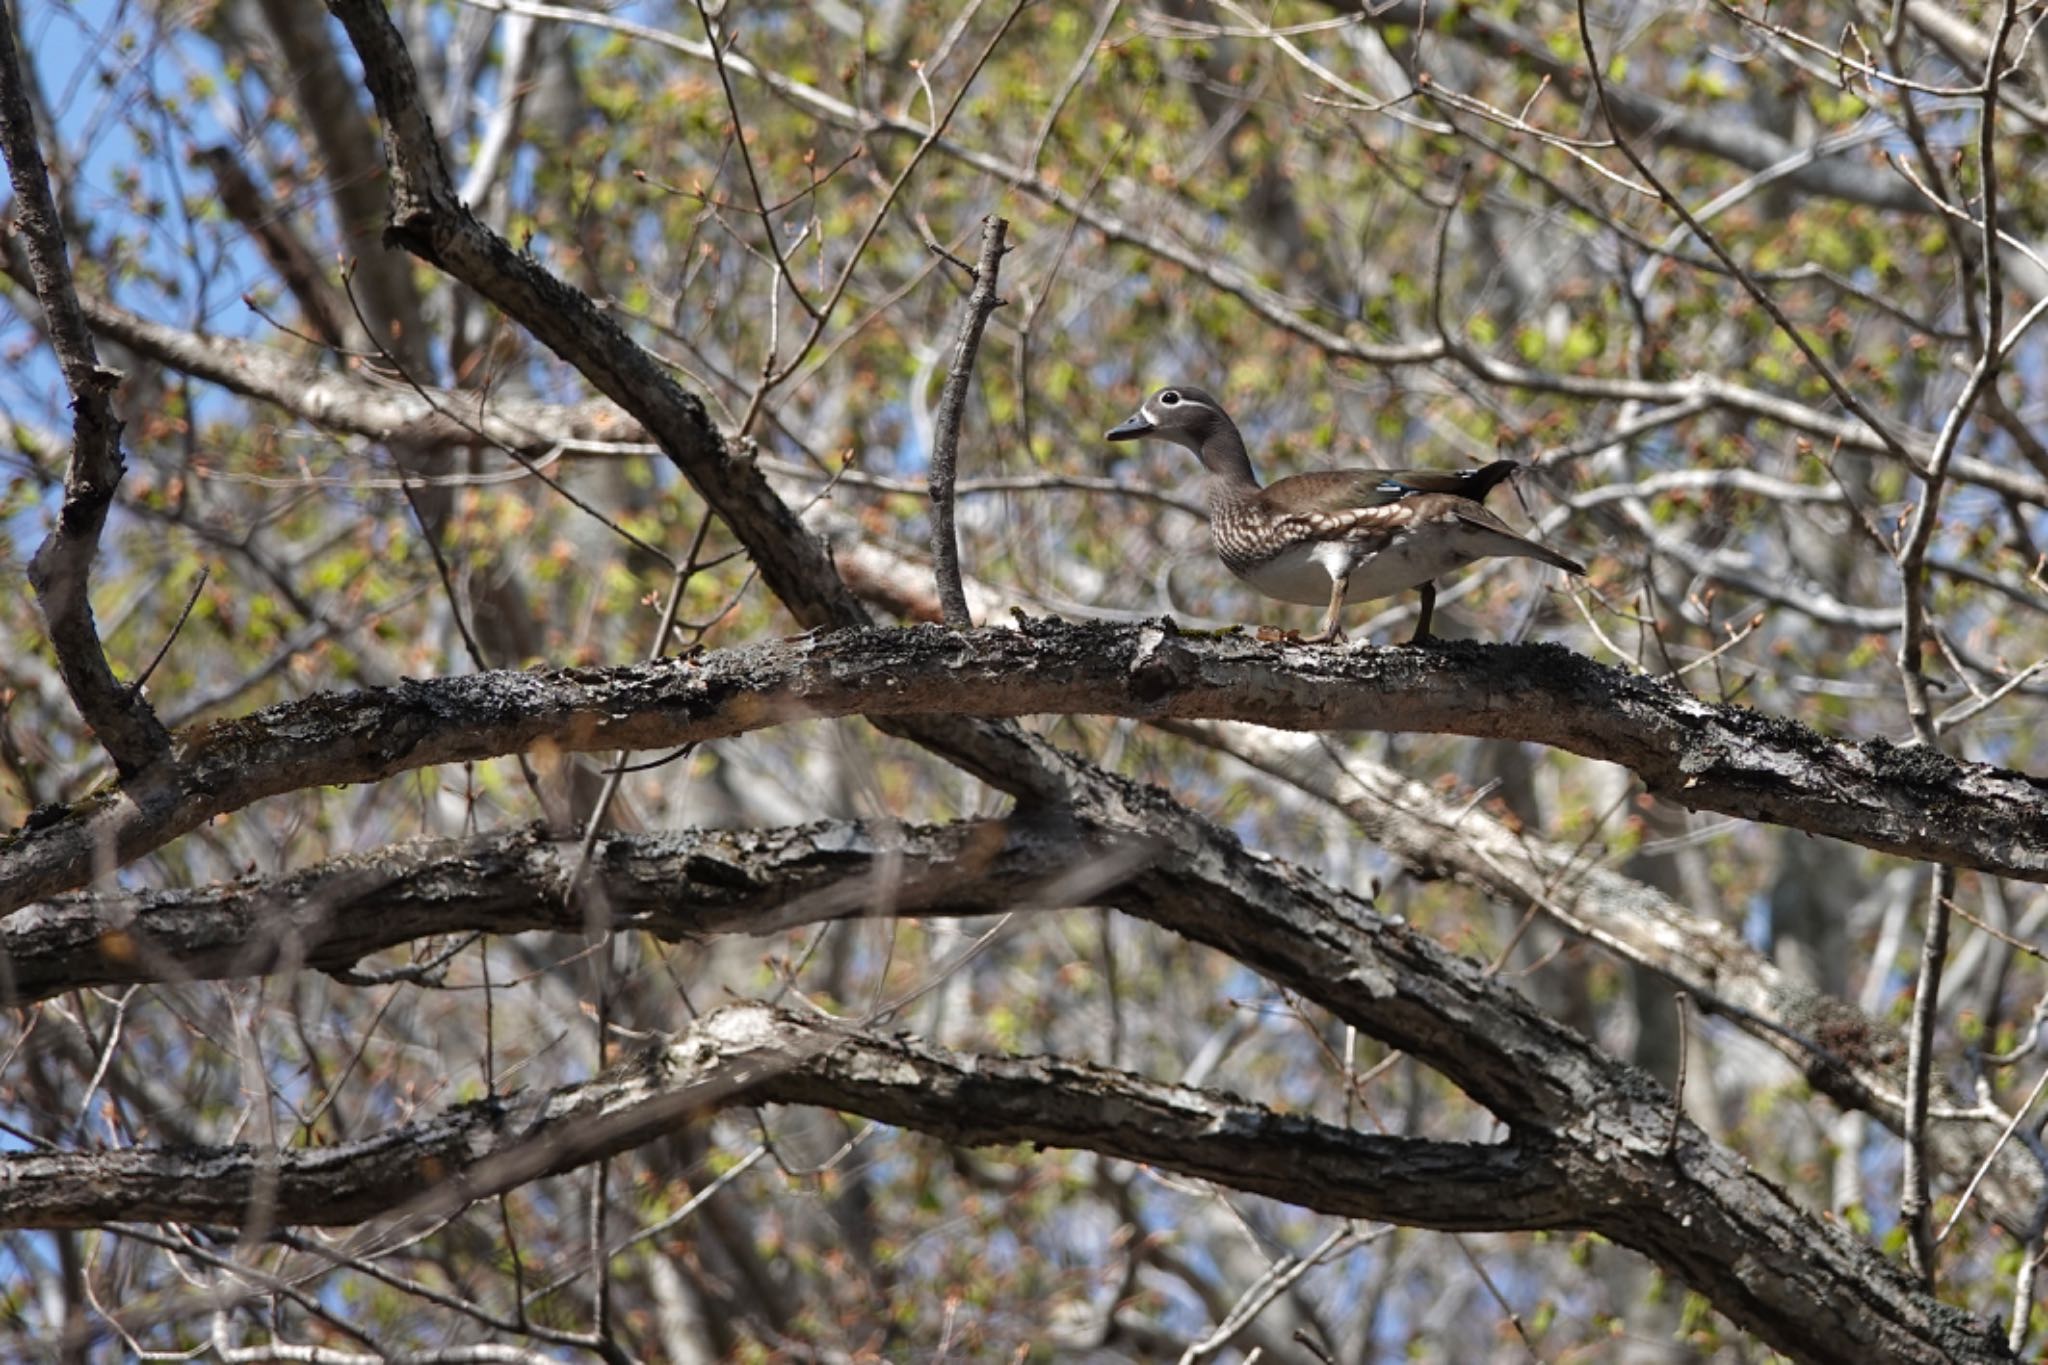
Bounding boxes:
1160 390 1181 405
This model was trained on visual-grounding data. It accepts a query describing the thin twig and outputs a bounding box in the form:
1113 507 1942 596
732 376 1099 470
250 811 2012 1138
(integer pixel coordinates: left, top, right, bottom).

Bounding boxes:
1896 4 2018 1295
1451 1234 1548 1362
927 213 1010 628
1944 893 2048 967
691 0 819 323
2013 1230 2044 1355
129 565 209 697
1667 990 1691 1157
1937 1061 2048 1246
1902 864 1957 1285
1935 658 2046 736
1291 1331 1337 1365
1178 1225 1370 1363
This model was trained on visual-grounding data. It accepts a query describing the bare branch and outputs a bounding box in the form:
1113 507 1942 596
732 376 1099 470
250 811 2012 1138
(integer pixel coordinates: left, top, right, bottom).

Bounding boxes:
0 1002 2009 1361
0 0 172 778
19 783 2046 1241
1903 865 1960 1285
0 820 1098 1003
7 623 2048 915
1895 1 2031 740
927 214 1009 629
0 1002 1569 1236
1892 1 2021 1289
1167 719 2047 1232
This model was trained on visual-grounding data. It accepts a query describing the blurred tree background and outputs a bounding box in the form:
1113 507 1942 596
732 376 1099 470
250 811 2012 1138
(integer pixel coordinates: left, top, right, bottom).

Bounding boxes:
4 0 2048 1359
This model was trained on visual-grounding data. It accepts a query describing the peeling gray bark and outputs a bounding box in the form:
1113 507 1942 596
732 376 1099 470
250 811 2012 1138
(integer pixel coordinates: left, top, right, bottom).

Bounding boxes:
5 622 2044 914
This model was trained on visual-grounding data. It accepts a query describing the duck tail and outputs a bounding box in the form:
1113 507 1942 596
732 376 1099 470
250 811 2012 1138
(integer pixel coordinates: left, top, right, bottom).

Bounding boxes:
1450 504 1586 576
1462 459 1524 501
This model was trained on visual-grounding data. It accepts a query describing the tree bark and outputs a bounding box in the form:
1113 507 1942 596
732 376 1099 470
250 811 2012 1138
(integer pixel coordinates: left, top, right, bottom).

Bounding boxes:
0 1003 2010 1363
7 621 2043 913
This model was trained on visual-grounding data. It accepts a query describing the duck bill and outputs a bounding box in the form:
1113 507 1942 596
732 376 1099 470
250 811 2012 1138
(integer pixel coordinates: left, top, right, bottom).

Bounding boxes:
1105 411 1153 441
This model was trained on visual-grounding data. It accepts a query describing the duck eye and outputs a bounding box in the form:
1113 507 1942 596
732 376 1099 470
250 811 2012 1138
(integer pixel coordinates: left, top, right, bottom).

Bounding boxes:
1160 390 1181 406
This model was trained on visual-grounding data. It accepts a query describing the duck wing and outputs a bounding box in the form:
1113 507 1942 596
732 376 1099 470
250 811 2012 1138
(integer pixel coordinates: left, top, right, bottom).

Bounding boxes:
1376 459 1521 502
1256 470 1407 516
1258 461 1522 516
1448 502 1586 576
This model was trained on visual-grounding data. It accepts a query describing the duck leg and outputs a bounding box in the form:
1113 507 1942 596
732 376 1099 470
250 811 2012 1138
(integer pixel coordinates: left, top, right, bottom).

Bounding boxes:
1409 582 1438 643
1304 572 1350 644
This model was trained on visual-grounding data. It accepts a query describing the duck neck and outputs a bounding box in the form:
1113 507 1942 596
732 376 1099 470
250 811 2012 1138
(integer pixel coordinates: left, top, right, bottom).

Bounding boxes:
1194 420 1262 500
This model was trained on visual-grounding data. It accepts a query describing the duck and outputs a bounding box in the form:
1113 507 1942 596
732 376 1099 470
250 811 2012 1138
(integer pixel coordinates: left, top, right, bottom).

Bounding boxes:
1107 384 1583 643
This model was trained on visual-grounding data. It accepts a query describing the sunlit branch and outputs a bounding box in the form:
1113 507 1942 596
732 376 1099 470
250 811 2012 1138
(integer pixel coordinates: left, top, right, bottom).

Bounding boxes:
8 621 2048 917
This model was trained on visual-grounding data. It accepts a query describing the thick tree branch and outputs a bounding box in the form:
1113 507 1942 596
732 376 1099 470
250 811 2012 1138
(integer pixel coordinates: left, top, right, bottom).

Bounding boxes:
0 819 1099 1004
0 622 2032 1352
0 1003 1571 1236
325 0 1090 809
5 622 2045 915
0 1004 2005 1362
17 787 2039 1238
255 0 430 376
122 16 2018 1351
1169 720 2045 1232
0 0 172 778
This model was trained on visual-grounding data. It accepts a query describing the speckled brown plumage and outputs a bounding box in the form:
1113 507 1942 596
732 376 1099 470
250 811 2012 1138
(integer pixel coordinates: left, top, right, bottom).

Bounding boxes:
1107 385 1584 643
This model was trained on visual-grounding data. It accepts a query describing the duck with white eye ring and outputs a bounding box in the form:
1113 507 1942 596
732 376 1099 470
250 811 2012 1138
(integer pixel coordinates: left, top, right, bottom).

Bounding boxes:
1106 385 1584 643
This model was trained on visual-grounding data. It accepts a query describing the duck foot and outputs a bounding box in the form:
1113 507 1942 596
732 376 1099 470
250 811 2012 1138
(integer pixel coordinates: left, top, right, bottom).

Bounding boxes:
1407 583 1438 644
